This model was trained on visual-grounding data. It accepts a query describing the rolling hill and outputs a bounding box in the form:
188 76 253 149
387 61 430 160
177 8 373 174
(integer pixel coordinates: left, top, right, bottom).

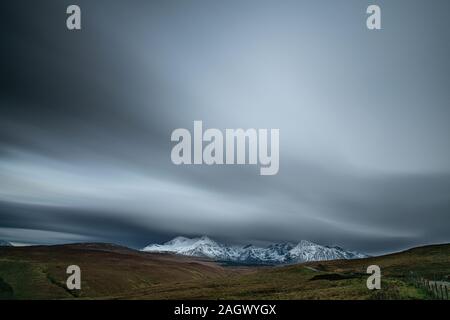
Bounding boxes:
0 242 449 300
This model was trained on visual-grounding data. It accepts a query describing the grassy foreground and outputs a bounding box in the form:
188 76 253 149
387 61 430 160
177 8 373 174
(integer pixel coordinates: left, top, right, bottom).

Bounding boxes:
0 243 449 300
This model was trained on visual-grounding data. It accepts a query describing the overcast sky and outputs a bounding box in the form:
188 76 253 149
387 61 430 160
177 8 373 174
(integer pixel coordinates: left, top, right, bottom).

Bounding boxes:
0 0 449 254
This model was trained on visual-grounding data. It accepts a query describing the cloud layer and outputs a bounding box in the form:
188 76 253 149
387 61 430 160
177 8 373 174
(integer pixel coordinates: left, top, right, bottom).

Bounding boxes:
1 0 449 254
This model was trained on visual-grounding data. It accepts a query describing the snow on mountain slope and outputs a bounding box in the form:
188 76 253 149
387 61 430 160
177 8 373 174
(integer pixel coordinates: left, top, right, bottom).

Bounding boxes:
142 236 368 264
142 236 241 260
287 240 367 262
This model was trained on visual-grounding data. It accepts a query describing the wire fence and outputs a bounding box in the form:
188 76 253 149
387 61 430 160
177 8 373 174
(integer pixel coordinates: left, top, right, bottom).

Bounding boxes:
409 272 449 300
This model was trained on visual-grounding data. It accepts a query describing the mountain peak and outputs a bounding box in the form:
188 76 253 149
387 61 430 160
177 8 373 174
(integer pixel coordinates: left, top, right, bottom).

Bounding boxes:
198 235 216 243
296 240 317 247
0 240 13 247
165 236 191 245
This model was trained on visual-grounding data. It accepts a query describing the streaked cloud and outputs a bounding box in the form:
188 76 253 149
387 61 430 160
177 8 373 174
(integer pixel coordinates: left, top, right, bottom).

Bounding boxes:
0 0 449 254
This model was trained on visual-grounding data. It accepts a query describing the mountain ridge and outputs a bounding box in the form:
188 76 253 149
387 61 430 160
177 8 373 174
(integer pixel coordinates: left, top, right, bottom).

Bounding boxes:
142 236 368 264
0 240 12 247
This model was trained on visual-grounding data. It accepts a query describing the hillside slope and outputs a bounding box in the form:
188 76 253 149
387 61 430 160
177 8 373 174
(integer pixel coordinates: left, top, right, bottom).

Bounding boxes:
0 243 251 299
0 243 448 300
123 243 450 300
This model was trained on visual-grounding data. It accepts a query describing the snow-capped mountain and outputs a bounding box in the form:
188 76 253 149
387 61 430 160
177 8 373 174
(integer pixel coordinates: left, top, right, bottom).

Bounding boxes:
142 236 367 265
144 236 241 261
0 240 13 247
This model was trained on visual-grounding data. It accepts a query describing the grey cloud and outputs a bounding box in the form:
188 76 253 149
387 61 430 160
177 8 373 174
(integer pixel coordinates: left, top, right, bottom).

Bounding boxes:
0 0 449 254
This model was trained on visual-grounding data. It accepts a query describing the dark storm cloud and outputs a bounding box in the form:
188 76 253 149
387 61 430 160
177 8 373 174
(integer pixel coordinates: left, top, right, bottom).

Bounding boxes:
0 0 449 254
0 201 172 247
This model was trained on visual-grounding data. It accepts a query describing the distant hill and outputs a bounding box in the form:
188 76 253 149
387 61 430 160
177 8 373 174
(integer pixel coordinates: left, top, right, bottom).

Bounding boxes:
142 236 367 264
0 240 12 247
0 242 449 299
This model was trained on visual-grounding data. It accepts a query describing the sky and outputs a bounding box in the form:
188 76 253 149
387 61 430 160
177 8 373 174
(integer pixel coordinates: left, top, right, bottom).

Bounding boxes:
0 0 449 255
